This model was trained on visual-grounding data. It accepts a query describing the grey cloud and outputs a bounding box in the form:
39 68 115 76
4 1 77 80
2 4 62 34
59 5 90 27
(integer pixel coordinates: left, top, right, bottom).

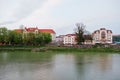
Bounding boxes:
13 0 46 20
0 21 17 25
0 0 46 24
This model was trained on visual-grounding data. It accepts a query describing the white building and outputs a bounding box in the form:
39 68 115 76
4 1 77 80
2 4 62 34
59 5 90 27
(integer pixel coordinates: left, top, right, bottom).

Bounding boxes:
63 34 77 45
92 28 112 44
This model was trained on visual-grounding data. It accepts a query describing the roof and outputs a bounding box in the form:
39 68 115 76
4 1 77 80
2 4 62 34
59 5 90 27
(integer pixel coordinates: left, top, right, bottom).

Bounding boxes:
113 35 120 36
65 34 76 37
100 28 106 30
93 28 112 33
39 29 56 34
14 29 22 33
25 27 38 32
14 28 56 34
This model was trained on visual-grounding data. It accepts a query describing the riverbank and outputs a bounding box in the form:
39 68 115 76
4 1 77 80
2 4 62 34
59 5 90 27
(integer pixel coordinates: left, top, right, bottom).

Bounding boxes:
0 46 120 53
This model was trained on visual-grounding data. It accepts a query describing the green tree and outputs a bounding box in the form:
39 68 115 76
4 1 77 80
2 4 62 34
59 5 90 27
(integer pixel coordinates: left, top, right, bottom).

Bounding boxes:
25 32 35 45
0 27 8 44
14 31 22 45
74 23 85 45
8 30 22 45
42 33 52 44
34 32 43 45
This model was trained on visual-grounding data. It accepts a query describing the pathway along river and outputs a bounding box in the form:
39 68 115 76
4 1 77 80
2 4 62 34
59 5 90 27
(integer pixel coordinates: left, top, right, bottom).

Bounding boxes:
0 51 120 80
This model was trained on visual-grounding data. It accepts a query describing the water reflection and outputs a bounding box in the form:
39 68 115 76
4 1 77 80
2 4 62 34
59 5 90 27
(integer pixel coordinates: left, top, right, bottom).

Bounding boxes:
0 52 120 80
51 54 78 80
75 53 120 80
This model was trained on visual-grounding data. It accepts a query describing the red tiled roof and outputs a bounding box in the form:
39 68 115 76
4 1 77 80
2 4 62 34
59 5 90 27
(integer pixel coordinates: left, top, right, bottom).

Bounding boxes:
25 27 38 32
39 29 56 34
14 28 56 34
14 29 22 33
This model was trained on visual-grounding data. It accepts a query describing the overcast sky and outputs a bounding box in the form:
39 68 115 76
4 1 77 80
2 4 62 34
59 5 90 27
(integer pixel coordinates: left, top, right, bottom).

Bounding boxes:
0 0 120 35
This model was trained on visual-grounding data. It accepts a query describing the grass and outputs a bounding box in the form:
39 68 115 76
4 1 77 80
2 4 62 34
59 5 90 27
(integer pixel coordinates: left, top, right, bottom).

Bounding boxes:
47 47 120 53
0 45 120 53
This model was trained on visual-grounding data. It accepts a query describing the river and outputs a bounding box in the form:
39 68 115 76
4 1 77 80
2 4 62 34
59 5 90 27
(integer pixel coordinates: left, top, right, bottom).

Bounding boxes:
0 51 120 80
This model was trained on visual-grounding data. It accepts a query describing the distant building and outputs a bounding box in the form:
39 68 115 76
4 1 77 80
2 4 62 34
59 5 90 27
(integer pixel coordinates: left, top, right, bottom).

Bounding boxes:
15 27 56 41
56 35 64 45
84 35 93 44
63 34 77 45
92 28 112 44
112 35 120 43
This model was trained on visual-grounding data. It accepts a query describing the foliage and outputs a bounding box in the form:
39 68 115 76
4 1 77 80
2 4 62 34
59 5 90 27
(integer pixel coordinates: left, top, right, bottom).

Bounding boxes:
42 33 52 44
0 27 8 44
0 27 52 46
8 30 23 45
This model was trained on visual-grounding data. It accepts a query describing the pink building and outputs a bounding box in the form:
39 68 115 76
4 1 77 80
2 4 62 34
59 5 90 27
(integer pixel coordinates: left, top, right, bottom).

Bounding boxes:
92 28 112 44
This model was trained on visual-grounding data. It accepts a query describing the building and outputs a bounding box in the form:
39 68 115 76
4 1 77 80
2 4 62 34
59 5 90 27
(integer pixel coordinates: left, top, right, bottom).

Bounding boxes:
84 35 93 44
63 34 77 45
39 29 56 41
92 28 112 44
15 27 56 41
112 35 120 43
56 35 64 45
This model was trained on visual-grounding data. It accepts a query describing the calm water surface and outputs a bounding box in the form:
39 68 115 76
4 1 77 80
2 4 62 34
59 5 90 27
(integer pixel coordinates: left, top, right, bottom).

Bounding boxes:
0 52 120 80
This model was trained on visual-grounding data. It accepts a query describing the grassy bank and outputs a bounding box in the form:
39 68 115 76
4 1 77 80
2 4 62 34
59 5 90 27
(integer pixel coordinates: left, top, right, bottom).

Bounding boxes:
47 47 120 53
0 46 120 53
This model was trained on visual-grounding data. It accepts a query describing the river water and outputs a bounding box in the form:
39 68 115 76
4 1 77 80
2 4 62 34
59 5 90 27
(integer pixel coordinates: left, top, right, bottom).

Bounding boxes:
0 52 120 80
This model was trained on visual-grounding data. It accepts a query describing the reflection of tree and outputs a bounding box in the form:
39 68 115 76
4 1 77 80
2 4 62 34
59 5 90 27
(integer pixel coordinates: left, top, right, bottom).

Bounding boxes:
0 52 54 63
74 54 86 80
74 53 113 80
0 52 54 80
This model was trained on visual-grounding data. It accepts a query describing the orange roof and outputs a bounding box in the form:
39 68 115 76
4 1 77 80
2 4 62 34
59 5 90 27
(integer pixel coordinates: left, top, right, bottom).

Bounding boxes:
14 29 22 33
39 29 56 34
25 27 38 32
14 28 56 34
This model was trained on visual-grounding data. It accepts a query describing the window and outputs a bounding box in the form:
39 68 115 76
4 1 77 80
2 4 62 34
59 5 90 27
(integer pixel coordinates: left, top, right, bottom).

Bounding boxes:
101 31 106 39
107 35 111 40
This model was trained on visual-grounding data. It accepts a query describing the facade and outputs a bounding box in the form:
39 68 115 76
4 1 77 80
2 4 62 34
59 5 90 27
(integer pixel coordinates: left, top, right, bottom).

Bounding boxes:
15 27 56 41
56 35 64 45
39 29 56 41
92 28 112 44
112 35 120 43
63 34 77 45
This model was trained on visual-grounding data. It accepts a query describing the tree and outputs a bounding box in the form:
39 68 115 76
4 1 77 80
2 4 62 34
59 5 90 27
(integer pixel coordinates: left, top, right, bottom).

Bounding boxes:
84 34 93 42
84 31 93 42
0 27 8 44
42 33 52 44
74 23 86 45
34 32 43 45
8 30 22 45
25 32 35 45
13 31 23 45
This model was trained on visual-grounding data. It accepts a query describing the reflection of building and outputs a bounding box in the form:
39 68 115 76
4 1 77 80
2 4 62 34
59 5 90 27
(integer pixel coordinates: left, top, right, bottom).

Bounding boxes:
97 55 112 72
15 27 56 41
92 28 112 44
63 34 77 45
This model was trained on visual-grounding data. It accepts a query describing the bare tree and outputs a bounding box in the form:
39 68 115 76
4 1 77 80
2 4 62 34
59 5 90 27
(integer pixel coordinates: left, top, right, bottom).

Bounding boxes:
74 23 85 45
